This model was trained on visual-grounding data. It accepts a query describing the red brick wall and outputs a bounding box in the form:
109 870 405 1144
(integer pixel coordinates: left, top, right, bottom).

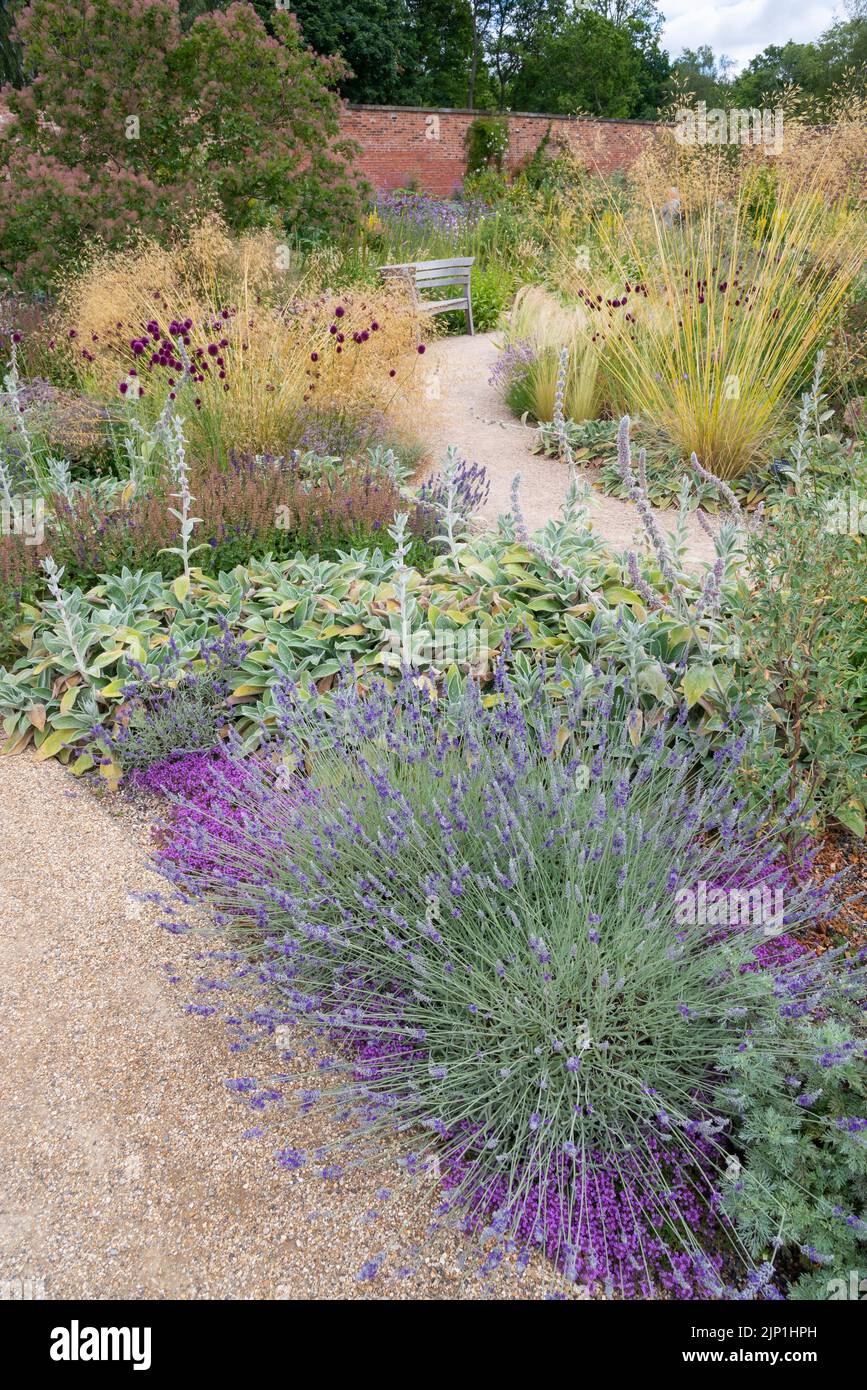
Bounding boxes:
341 105 662 195
0 99 660 196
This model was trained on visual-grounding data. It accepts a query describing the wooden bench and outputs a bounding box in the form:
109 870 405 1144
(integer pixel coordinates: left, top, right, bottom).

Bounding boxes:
379 257 475 335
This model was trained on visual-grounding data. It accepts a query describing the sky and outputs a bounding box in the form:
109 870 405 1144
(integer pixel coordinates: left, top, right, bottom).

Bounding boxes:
659 0 845 69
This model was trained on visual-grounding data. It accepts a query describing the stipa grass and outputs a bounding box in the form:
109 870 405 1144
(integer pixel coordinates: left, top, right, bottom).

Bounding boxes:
155 670 866 1298
498 285 605 424
55 217 432 460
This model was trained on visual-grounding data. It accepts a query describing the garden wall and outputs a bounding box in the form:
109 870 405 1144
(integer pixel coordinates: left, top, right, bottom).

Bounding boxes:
340 105 663 195
0 99 661 196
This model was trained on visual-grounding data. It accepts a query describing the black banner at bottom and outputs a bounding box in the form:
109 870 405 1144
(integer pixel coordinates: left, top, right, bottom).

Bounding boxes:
1 1296 861 1376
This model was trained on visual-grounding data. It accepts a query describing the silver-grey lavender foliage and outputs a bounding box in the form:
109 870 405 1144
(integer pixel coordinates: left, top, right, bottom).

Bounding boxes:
155 669 864 1297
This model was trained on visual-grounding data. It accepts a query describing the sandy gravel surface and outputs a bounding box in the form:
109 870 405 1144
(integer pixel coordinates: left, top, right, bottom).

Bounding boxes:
0 751 585 1301
423 332 717 566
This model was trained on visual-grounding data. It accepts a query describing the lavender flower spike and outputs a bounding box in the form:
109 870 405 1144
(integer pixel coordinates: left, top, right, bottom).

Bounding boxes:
616 416 686 604
689 452 742 517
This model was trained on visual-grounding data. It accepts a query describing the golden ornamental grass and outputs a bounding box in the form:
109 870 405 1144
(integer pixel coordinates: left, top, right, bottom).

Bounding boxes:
55 217 434 460
533 128 867 478
594 178 865 476
502 285 605 422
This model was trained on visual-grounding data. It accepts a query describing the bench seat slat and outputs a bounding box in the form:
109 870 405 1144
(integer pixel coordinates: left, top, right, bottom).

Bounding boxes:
415 269 471 281
381 258 474 272
419 297 467 313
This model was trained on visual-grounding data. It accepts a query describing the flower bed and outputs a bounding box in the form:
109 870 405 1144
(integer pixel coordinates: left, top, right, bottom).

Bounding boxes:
147 674 867 1298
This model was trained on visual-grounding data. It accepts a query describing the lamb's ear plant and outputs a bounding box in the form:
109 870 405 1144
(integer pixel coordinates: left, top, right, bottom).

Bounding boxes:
120 417 172 498
716 349 867 834
154 670 865 1298
0 443 14 512
45 455 74 506
615 414 741 721
732 456 867 837
553 345 580 486
159 416 205 594
414 451 490 567
1 344 50 495
508 471 607 614
384 511 416 671
40 557 92 682
786 350 833 490
420 447 471 567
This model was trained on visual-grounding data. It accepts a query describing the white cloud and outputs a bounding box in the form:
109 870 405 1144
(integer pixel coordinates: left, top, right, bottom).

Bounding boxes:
661 0 845 69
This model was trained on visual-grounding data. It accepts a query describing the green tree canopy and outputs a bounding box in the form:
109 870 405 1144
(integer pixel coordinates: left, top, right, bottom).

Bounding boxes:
510 8 648 116
288 0 406 103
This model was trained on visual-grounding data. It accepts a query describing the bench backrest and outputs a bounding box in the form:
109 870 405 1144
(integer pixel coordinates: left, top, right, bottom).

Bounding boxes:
380 257 474 293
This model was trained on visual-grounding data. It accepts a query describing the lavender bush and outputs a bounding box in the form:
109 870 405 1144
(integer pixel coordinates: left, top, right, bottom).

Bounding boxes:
156 667 866 1297
103 627 244 773
375 191 490 253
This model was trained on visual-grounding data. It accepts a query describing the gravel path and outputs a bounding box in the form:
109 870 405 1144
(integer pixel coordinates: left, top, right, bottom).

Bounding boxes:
0 751 583 1301
423 332 717 566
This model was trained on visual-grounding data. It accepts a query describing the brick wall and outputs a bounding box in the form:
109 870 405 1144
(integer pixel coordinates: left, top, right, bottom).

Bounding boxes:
0 98 661 196
341 105 663 195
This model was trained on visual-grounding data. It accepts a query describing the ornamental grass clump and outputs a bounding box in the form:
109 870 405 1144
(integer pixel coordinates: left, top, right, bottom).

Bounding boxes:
157 669 866 1297
557 157 867 479
496 285 605 424
56 218 430 460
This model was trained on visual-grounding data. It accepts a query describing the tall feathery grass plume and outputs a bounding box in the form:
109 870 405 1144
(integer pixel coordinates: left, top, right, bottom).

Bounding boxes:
525 111 867 479
54 216 434 461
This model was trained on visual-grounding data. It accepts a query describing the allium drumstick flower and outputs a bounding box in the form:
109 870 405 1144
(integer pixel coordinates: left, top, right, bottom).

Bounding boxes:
155 670 864 1298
